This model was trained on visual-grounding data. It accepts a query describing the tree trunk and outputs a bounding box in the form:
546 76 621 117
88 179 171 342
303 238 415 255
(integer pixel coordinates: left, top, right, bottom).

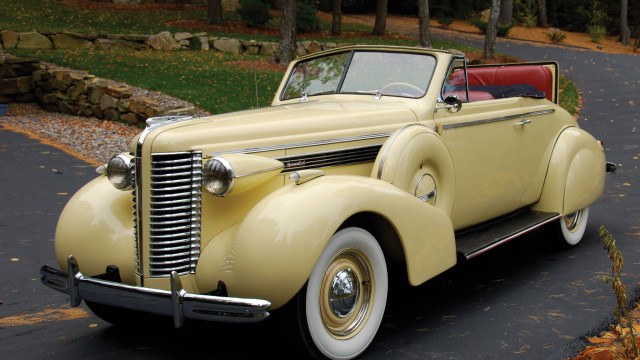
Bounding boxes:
483 0 501 60
372 0 387 36
538 0 548 28
332 0 342 36
279 0 297 65
207 0 223 26
418 0 432 48
498 0 512 25
621 0 631 45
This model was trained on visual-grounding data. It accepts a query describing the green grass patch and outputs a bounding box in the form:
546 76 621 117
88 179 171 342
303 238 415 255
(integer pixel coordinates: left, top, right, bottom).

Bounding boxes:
8 48 283 114
0 0 203 34
559 75 581 116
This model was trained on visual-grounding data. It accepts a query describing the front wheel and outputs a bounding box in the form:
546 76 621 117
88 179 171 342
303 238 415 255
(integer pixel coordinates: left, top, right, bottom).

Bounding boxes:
550 207 590 249
301 227 388 360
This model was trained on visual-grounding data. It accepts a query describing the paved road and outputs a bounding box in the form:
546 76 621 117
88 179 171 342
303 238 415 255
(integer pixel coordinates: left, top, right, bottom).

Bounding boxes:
1 37 638 359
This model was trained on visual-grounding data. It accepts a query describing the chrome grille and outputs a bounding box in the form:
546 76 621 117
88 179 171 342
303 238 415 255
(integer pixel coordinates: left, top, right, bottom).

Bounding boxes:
148 151 202 277
276 145 382 173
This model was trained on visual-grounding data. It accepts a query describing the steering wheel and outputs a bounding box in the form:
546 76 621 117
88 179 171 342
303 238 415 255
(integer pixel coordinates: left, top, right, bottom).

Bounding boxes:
379 82 424 97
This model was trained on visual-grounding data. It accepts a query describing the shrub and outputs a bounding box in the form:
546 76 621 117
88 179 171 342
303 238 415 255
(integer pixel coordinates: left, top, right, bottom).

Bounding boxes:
297 1 320 33
238 0 272 27
513 0 538 27
587 24 606 43
437 16 454 28
473 19 514 37
545 28 567 43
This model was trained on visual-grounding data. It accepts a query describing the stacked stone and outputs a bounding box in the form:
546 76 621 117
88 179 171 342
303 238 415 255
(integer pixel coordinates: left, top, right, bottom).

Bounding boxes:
0 57 39 102
1 58 198 126
1 30 352 56
0 30 210 51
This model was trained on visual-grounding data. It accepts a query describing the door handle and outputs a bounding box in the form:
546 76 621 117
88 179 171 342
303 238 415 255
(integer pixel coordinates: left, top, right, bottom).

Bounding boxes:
515 119 532 126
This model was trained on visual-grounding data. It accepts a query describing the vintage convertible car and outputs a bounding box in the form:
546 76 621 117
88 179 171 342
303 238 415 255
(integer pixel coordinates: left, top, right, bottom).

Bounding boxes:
41 45 614 359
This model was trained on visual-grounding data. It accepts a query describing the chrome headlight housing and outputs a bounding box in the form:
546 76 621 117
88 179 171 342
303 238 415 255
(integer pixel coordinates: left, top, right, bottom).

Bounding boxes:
106 154 134 190
203 157 234 196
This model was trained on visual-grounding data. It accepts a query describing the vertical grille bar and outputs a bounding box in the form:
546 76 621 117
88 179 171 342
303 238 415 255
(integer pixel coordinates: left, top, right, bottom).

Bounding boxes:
145 151 202 277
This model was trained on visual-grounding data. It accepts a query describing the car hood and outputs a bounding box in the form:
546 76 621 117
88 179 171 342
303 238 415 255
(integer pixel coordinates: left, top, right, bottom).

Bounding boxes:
141 99 421 155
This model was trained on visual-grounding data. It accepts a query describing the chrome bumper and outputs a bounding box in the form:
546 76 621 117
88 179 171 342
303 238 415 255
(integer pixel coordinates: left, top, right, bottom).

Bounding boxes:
40 255 271 327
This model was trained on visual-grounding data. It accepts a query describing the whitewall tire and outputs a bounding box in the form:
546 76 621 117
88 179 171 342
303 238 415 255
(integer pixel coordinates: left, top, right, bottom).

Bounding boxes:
553 207 589 249
303 227 388 360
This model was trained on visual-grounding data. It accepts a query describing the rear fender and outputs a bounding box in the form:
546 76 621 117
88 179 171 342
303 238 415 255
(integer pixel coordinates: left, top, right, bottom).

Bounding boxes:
532 127 606 215
197 175 456 309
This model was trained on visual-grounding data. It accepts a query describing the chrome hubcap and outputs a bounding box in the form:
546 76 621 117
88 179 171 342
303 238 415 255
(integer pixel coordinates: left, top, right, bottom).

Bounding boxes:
564 210 583 232
329 268 359 317
319 248 374 339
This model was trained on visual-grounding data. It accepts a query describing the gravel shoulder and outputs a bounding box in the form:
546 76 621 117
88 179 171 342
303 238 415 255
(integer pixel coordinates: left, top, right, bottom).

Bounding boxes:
0 102 141 165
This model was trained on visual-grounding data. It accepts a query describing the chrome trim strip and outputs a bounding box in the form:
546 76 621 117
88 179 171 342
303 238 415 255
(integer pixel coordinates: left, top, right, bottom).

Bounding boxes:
465 213 561 259
376 124 427 179
40 256 271 326
235 165 285 178
210 133 393 156
442 109 554 130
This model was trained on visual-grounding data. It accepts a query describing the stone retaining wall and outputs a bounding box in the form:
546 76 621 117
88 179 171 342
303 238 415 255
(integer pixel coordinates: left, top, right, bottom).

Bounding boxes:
0 57 200 126
1 30 349 57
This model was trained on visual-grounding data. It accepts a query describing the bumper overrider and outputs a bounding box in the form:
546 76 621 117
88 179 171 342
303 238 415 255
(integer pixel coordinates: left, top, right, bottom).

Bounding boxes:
40 255 271 327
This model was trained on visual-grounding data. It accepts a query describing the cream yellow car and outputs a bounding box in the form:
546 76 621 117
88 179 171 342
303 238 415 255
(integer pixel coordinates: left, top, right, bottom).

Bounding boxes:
41 45 614 359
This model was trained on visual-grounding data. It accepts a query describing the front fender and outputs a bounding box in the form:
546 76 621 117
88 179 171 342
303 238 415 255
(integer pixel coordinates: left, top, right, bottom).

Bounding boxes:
198 175 456 309
532 127 606 214
54 176 137 284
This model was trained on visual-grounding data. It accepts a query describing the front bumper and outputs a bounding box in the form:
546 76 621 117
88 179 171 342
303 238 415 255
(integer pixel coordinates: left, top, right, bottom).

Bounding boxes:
40 255 271 327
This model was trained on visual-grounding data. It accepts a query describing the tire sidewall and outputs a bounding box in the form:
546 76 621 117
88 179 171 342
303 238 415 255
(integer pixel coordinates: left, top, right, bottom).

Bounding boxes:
559 207 590 247
305 227 388 360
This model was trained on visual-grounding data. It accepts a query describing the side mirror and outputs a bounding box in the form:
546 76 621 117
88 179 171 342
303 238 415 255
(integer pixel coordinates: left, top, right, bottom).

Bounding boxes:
436 95 462 113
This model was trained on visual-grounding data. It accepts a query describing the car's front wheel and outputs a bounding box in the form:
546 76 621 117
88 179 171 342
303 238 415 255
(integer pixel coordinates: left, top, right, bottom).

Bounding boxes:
551 207 590 249
299 227 388 359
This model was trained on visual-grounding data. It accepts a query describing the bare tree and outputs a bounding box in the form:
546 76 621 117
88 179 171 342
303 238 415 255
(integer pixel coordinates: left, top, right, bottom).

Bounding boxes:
332 0 342 36
279 0 297 65
418 0 432 48
538 0 548 28
207 0 223 26
483 0 501 60
621 0 631 45
372 0 387 36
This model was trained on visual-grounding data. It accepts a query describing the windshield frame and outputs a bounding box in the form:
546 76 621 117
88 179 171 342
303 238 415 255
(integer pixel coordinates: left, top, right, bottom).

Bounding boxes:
280 49 437 101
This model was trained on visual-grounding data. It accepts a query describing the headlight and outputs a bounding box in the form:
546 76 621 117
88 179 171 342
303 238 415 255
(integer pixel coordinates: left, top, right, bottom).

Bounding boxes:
107 154 133 190
203 157 234 196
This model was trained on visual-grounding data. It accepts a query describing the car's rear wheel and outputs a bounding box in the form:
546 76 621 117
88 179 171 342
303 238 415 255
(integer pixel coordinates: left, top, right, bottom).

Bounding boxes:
299 227 388 360
551 207 589 249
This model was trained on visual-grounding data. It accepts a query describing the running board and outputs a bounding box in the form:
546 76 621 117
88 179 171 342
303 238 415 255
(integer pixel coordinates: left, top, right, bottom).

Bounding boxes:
455 211 561 259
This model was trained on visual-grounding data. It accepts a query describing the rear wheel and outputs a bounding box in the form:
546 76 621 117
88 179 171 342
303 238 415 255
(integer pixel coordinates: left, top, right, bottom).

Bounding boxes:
300 227 388 359
551 207 589 249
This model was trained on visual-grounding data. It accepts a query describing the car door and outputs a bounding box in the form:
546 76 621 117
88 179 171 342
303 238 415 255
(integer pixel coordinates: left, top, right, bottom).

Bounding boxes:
434 59 561 230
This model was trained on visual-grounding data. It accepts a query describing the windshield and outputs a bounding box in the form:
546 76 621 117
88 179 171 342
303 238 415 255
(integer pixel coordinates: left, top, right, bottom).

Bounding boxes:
281 50 436 100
